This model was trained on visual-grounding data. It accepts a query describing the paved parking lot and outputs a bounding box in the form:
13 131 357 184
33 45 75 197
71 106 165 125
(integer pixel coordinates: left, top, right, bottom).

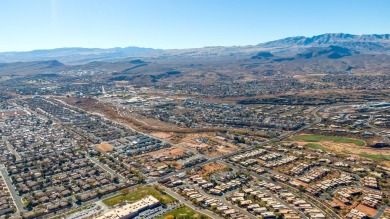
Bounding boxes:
67 205 102 219
134 203 179 219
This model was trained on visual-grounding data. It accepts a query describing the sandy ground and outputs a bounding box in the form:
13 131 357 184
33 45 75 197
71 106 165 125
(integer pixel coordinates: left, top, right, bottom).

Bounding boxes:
150 132 173 139
136 147 188 170
179 133 238 157
331 198 347 208
163 161 183 170
355 204 378 217
292 178 308 187
198 162 227 176
147 147 186 158
95 143 114 152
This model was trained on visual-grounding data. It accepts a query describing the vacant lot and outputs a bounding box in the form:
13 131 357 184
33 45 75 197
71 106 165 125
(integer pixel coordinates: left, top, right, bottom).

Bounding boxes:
95 143 114 152
157 206 209 219
102 186 176 207
355 204 378 217
199 162 227 177
147 147 186 158
150 132 173 139
181 134 238 157
293 135 365 146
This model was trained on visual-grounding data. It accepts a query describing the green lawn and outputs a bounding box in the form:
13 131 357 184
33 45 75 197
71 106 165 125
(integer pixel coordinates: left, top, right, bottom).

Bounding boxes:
305 143 331 152
157 206 209 219
102 186 176 207
293 135 365 146
358 153 390 161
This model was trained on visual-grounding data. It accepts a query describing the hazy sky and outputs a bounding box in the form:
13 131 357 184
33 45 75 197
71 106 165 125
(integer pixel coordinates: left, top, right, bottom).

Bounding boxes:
1 0 389 52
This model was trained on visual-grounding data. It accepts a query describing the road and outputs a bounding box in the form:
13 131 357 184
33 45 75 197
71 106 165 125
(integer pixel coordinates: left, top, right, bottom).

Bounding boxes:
366 115 390 143
188 179 258 219
4 139 21 160
144 105 333 218
0 166 23 215
373 204 388 219
219 161 309 219
25 99 327 218
88 157 127 182
26 98 385 219
248 169 340 219
160 185 226 219
152 105 325 183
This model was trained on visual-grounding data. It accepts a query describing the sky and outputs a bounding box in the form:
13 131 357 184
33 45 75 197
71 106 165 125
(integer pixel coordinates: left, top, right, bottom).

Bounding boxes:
0 0 389 52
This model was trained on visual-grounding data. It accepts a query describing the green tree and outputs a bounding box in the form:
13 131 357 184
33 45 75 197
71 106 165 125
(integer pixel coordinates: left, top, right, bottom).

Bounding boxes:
166 215 175 219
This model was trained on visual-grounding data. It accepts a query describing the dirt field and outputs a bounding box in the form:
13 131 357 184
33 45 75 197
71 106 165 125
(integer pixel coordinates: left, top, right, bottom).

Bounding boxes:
59 97 270 143
275 161 301 173
139 147 187 170
331 198 347 208
147 147 186 158
180 134 238 157
95 143 114 152
355 204 378 217
198 162 227 177
163 161 183 170
150 132 173 139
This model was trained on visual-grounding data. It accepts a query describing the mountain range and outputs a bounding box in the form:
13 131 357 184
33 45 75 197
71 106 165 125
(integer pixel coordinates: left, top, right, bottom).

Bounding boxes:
0 33 390 64
260 33 390 54
0 47 159 64
1 33 390 84
262 33 390 47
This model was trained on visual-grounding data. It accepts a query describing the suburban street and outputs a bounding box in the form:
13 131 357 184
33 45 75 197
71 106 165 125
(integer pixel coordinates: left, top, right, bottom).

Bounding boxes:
161 185 226 219
88 156 127 182
0 166 23 215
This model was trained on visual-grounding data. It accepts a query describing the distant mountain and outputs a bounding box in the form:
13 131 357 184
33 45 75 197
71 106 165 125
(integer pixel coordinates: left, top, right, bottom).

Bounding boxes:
1 33 390 64
251 51 274 59
296 46 356 59
0 60 65 75
0 47 160 64
260 33 390 54
258 46 356 63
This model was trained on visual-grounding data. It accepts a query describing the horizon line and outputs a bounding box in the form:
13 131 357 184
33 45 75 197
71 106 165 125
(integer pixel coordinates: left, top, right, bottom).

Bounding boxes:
1 32 390 53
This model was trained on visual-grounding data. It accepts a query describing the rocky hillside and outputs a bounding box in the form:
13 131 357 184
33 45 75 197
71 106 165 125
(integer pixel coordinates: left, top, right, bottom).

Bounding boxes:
260 33 390 54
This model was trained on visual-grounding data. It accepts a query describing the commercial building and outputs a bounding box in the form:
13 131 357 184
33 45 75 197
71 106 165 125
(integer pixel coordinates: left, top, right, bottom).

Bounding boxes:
97 195 160 219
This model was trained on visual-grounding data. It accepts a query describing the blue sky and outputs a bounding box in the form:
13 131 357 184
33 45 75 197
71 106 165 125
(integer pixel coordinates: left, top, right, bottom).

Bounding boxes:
1 0 389 52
